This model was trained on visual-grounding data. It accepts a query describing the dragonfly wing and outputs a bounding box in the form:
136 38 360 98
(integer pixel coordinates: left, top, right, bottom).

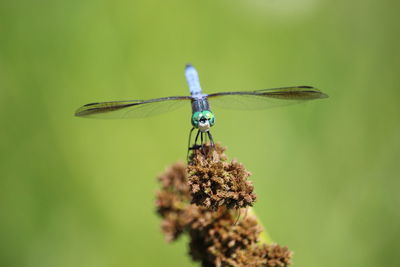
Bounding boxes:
207 86 328 110
75 96 192 119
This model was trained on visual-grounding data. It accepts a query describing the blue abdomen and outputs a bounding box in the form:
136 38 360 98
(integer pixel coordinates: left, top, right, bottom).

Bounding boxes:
185 64 202 96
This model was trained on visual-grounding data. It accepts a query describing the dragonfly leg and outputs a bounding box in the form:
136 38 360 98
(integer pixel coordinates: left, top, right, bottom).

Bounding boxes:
187 127 195 161
188 130 207 159
188 130 202 150
207 131 215 148
194 130 200 147
200 132 205 154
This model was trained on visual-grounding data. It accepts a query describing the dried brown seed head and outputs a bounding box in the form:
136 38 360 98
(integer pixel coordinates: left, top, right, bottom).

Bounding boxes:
229 243 292 267
189 210 266 267
155 162 190 242
188 144 257 210
155 145 292 266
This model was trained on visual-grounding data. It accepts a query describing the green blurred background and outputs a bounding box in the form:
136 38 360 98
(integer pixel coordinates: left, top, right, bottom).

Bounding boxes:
1 0 399 266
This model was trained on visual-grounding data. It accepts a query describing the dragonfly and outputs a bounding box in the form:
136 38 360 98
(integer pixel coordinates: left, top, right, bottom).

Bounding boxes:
75 64 328 152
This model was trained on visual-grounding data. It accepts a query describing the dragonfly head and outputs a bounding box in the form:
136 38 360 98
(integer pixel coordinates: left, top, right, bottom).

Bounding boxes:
192 110 215 132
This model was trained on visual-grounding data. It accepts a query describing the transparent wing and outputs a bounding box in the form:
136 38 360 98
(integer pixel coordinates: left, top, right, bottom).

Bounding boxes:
75 96 192 119
207 86 328 110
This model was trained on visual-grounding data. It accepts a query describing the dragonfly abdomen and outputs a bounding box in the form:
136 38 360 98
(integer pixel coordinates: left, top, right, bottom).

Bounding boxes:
185 64 203 96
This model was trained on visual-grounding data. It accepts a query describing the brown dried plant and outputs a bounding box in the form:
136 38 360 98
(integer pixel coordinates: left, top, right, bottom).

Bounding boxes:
155 144 292 267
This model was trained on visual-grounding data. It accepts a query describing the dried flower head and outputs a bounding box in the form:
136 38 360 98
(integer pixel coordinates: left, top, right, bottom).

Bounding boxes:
189 210 261 266
155 144 292 267
233 244 293 267
155 162 190 242
188 144 257 210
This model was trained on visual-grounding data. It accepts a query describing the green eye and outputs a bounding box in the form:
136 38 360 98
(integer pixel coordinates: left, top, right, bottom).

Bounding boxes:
203 110 212 119
203 110 215 126
209 116 215 126
191 111 202 127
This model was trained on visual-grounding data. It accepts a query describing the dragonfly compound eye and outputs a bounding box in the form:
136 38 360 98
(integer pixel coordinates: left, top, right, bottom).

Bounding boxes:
191 111 202 127
203 110 216 126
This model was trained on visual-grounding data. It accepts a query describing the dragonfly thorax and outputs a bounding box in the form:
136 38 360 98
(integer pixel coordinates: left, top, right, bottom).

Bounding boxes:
191 110 215 132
